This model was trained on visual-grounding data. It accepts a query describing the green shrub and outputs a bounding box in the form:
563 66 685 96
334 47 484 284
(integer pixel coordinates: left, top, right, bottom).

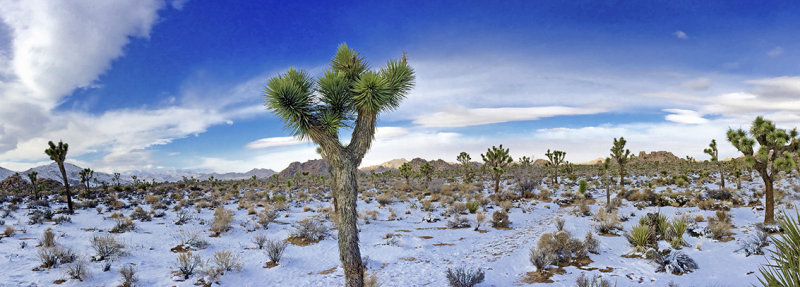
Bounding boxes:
466 201 479 214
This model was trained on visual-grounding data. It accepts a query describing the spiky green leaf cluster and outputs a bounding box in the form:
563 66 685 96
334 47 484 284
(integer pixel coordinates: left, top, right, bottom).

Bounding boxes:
610 137 631 165
45 140 68 163
264 43 415 145
758 211 800 286
481 145 513 177
727 116 799 173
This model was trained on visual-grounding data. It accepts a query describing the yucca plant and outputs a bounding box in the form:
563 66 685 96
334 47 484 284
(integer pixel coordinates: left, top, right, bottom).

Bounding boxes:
481 145 513 194
758 211 800 286
45 140 73 213
263 44 414 287
544 149 566 184
626 223 652 254
610 137 632 188
669 217 689 248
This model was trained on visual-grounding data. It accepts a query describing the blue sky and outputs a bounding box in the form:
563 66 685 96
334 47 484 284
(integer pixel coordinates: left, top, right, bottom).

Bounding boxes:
1 1 800 172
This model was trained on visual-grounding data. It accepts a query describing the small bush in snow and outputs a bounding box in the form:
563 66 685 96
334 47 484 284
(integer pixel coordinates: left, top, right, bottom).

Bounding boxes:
174 252 203 279
584 232 599 253
91 234 125 261
265 239 288 263
736 230 769 256
656 250 698 274
110 217 135 233
466 201 479 214
252 233 269 249
445 266 485 287
257 208 278 229
593 208 622 235
554 217 565 231
210 206 234 235
3 226 14 237
491 210 510 228
172 229 209 250
40 227 56 247
53 215 72 224
120 264 138 287
447 215 471 228
528 246 553 272
64 258 90 281
575 272 612 287
174 209 193 225
536 230 587 265
213 250 242 272
130 206 151 222
38 246 75 268
289 217 329 243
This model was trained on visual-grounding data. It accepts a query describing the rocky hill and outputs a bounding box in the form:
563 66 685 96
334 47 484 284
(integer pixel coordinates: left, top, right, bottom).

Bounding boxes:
0 167 13 181
279 159 328 177
631 151 683 164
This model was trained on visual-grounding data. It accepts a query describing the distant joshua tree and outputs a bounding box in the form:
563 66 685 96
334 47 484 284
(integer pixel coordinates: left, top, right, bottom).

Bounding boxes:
79 168 94 197
703 139 725 189
263 44 414 287
727 116 799 223
610 137 632 188
113 172 121 187
419 162 434 184
481 145 513 194
544 149 566 184
27 171 38 200
457 152 473 183
399 162 413 185
44 140 73 213
599 157 613 208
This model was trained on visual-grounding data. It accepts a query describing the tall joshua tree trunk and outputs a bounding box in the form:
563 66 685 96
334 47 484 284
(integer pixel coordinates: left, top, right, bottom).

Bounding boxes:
264 44 414 287
761 171 774 223
58 163 73 212
46 140 73 214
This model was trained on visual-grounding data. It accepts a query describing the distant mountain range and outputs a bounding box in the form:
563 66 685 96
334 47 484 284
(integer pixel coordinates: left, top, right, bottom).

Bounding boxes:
0 163 276 184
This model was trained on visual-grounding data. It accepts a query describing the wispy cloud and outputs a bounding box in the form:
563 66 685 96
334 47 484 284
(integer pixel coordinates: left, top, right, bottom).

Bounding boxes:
413 106 607 128
663 109 708 124
767 46 784 57
673 30 688 39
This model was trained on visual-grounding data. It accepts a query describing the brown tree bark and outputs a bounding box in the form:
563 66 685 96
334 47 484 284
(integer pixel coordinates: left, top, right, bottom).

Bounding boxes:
332 156 364 287
762 173 774 224
58 163 73 213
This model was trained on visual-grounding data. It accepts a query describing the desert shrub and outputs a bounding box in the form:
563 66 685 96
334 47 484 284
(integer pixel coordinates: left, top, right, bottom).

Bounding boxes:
707 188 732 201
174 252 203 279
172 229 209 250
706 211 733 240
210 206 234 235
38 246 75 268
528 246 553 272
447 215 471 228
64 258 90 281
593 208 622 235
758 211 800 286
253 233 269 249
265 239 288 263
668 217 689 248
376 193 393 206
120 264 138 287
3 226 14 237
575 273 613 287
40 227 56 247
656 250 698 274
445 266 485 287
130 206 151 222
91 234 125 261
554 217 565 231
290 217 330 243
53 215 72 224
213 250 242 272
626 223 652 253
452 202 468 214
256 208 277 230
175 209 193 225
111 217 135 233
465 201 479 214
536 230 586 265
491 210 510 228
737 230 769 256
584 232 599 253
272 194 287 203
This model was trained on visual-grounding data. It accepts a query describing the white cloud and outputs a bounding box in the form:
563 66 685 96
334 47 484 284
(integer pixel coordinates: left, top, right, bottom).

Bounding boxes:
374 127 409 139
413 106 607 128
245 136 306 150
767 46 784 57
663 109 708 124
673 30 688 39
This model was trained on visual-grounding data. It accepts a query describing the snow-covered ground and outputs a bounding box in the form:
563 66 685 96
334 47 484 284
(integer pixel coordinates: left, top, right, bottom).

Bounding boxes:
1 175 797 287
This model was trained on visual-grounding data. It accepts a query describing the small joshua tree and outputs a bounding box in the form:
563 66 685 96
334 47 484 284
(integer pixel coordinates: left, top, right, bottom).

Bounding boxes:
419 162 434 184
481 145 513 194
545 149 566 184
264 44 414 287
704 139 725 189
727 116 799 223
79 168 94 197
45 140 73 213
457 152 473 183
599 157 613 208
399 162 413 185
610 137 632 188
27 171 39 200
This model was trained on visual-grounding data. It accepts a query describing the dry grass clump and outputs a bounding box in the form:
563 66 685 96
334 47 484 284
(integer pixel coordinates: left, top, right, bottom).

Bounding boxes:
110 217 135 233
445 266 485 287
91 234 125 261
707 210 734 240
534 230 588 266
491 210 510 228
120 264 137 287
212 250 242 272
64 258 90 281
173 252 203 279
257 208 278 229
593 208 622 235
210 206 234 235
265 238 288 264
288 217 329 246
446 215 471 228
130 206 151 221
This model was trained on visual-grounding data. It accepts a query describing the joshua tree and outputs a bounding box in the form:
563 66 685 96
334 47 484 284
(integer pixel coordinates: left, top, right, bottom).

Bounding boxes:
481 145 513 194
599 157 613 208
27 171 39 200
727 116 799 223
610 137 632 188
79 168 94 197
113 172 121 187
457 152 473 183
544 149 566 184
399 162 413 185
419 162 434 184
45 140 73 213
264 44 414 286
703 139 725 189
